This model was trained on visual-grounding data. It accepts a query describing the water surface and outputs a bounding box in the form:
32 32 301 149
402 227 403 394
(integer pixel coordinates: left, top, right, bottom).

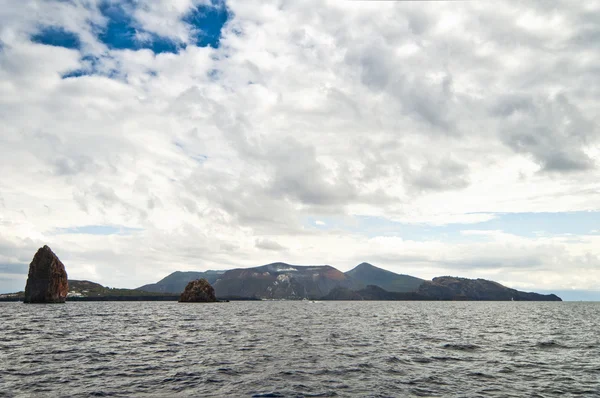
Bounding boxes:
1 301 598 397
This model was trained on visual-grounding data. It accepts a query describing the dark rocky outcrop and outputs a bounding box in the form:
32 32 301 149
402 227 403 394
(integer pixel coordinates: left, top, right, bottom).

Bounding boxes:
24 245 69 304
179 278 217 302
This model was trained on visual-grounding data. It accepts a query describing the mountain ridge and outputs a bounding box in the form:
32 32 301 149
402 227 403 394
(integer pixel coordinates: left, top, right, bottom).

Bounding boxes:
212 262 351 300
345 262 424 293
137 270 225 294
133 262 561 301
417 276 562 301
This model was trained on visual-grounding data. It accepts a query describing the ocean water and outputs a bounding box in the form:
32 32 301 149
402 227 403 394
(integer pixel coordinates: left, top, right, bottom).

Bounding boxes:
1 301 598 397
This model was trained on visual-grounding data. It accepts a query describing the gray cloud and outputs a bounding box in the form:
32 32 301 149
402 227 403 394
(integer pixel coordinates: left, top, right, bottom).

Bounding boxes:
409 158 470 192
0 263 28 274
267 138 358 207
54 155 100 176
496 94 596 172
255 238 287 252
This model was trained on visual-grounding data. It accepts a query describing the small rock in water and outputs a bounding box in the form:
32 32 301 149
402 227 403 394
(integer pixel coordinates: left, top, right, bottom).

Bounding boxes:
24 245 69 304
179 278 217 302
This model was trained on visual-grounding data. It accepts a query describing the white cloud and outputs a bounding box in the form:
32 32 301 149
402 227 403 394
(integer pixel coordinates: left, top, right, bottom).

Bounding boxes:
0 0 599 293
132 0 198 44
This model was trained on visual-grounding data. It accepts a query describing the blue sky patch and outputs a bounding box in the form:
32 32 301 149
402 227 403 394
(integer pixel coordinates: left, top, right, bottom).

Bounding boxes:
31 26 81 49
31 1 229 57
54 225 142 235
183 1 230 48
306 211 600 241
95 1 229 53
536 289 600 301
97 2 180 54
61 55 109 79
455 211 600 238
62 69 90 79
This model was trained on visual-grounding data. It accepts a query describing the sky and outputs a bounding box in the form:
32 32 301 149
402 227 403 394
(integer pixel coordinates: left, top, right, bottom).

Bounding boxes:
0 0 599 300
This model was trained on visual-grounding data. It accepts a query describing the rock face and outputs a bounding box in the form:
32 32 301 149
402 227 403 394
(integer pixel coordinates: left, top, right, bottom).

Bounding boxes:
213 263 352 300
24 245 69 304
179 278 217 302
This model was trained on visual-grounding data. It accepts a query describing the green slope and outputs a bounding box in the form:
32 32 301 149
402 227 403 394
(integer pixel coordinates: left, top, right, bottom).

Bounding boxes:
69 280 166 297
136 270 225 294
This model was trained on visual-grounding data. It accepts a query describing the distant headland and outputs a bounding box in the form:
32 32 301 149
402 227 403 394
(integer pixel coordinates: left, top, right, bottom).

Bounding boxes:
0 246 562 302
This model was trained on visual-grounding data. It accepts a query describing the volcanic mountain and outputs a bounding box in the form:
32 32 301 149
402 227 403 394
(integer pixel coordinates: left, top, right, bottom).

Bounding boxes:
212 262 352 299
131 262 562 301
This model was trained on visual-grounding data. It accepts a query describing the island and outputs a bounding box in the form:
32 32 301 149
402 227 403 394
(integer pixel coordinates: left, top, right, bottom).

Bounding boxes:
0 247 562 302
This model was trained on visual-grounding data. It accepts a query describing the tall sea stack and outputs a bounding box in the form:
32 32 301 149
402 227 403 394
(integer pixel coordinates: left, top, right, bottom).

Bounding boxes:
24 245 69 304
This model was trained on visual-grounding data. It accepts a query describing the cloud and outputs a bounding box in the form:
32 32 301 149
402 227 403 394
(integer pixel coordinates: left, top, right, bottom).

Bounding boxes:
255 238 286 252
408 157 470 192
0 0 599 294
0 263 28 275
495 93 597 172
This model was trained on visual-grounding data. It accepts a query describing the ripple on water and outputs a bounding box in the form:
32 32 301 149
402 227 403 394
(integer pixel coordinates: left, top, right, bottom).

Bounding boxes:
442 343 479 351
0 301 599 397
536 340 565 348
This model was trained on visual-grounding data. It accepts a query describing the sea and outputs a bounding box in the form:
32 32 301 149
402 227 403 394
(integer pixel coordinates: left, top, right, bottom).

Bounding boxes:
1 301 598 397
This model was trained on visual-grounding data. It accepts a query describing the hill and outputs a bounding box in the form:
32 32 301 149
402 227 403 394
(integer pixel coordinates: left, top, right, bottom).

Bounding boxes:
323 285 427 300
136 270 225 294
134 263 562 301
213 262 352 299
416 276 562 301
345 262 424 292
322 277 561 301
69 280 169 297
